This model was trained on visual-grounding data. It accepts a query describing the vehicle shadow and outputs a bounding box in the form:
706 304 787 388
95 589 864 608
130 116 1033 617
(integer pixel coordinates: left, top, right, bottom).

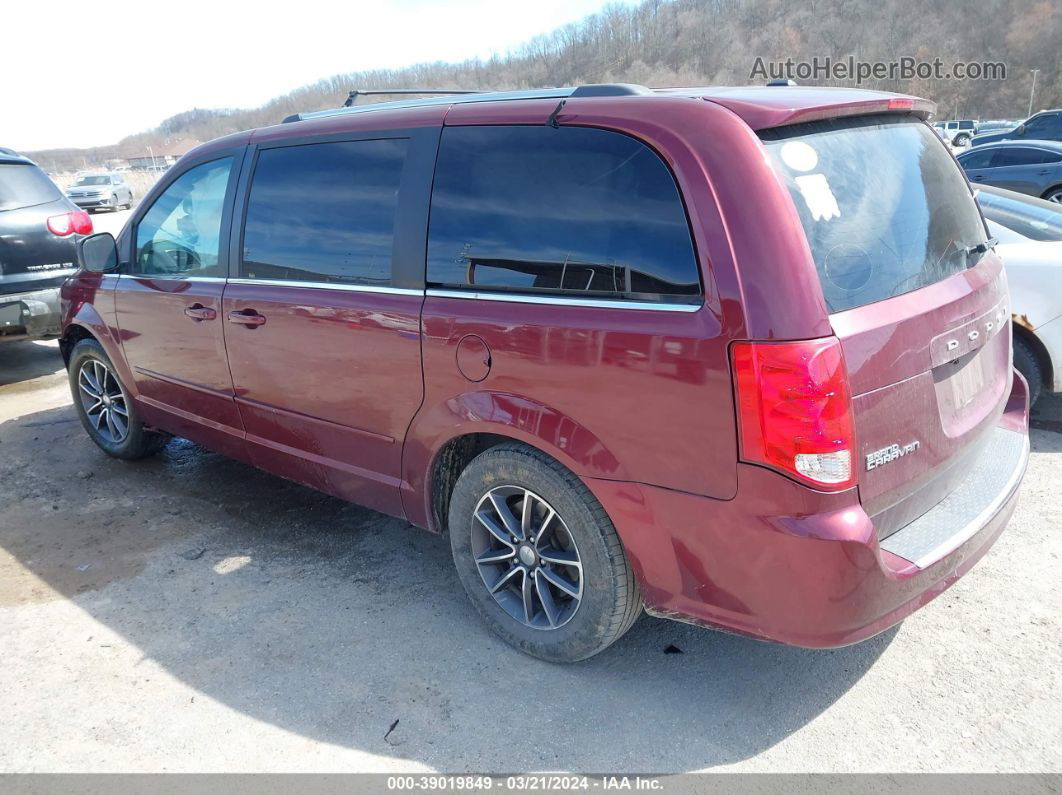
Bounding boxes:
0 403 899 771
0 340 65 388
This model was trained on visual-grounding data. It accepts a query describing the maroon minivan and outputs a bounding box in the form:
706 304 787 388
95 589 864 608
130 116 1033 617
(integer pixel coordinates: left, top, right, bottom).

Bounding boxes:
62 84 1029 661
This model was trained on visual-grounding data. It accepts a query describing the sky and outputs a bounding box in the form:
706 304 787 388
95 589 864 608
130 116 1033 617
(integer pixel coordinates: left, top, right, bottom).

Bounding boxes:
3 0 630 152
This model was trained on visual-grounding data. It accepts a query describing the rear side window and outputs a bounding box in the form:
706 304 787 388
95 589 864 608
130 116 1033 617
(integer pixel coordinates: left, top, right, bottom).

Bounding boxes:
992 148 1053 167
427 126 700 302
1024 113 1062 138
959 149 995 169
241 139 408 287
0 163 62 211
762 115 987 313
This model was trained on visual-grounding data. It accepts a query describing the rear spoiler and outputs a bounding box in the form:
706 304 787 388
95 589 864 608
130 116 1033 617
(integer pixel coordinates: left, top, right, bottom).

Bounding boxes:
706 94 937 131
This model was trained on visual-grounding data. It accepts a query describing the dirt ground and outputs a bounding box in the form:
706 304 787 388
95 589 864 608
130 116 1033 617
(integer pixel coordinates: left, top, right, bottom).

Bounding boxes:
0 322 1059 772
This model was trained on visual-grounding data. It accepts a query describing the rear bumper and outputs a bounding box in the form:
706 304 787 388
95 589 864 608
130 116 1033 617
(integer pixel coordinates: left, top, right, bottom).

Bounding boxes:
0 287 63 341
586 371 1030 648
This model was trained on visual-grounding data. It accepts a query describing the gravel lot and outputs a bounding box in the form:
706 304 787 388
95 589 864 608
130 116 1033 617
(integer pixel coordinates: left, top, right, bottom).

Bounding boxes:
0 287 1059 771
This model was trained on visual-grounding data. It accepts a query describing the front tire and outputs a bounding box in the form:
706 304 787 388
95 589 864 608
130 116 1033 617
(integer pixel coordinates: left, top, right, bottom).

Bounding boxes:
448 444 640 662
954 133 971 146
1042 186 1062 205
68 338 169 459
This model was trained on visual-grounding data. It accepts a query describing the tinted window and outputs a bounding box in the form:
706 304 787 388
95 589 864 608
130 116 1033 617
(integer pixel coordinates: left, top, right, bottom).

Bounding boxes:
241 139 407 286
992 148 1051 167
134 157 233 277
1024 113 1062 137
427 126 700 302
959 149 995 170
762 115 987 313
0 163 62 210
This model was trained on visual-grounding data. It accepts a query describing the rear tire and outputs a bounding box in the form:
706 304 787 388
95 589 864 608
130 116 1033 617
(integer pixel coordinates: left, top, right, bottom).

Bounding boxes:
448 443 641 662
68 338 169 460
1042 186 1062 204
1013 337 1043 407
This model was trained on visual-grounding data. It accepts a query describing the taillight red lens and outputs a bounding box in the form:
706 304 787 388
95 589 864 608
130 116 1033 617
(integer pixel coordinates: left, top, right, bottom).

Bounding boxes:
46 211 93 237
731 337 856 490
70 210 93 235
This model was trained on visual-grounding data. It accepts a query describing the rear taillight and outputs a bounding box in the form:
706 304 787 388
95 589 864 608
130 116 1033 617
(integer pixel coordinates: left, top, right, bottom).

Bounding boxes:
46 210 93 237
731 337 856 491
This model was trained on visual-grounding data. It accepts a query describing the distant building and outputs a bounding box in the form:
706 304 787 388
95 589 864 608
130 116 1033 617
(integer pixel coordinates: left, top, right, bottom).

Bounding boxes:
124 138 200 171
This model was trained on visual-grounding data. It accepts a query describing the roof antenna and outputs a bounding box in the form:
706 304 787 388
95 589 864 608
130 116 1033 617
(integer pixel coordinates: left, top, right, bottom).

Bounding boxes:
546 99 567 128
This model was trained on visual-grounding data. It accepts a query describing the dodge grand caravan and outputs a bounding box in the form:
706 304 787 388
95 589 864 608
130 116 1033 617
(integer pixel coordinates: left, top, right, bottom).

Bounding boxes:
61 85 1030 662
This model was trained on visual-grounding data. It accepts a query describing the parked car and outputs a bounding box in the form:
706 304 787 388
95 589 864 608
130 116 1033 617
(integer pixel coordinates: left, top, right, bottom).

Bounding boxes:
971 109 1062 147
1 149 92 343
65 173 133 212
976 184 1062 405
957 141 1062 203
61 85 1029 662
977 119 1020 135
933 118 977 146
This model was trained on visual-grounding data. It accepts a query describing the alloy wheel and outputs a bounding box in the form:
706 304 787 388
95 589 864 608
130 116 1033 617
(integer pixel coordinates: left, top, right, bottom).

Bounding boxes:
1046 190 1062 205
77 358 129 444
471 485 583 630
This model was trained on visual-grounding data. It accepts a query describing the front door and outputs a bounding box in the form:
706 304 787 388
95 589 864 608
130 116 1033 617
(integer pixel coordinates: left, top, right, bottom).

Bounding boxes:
221 131 435 517
115 153 246 459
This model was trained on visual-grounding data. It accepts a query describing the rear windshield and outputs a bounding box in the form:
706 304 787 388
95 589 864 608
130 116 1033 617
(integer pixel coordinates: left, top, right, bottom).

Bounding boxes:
761 115 987 313
0 163 63 211
976 186 1062 242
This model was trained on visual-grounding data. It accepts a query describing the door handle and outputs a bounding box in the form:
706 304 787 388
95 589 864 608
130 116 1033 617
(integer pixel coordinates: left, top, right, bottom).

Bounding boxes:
228 309 266 327
183 304 216 321
971 175 984 181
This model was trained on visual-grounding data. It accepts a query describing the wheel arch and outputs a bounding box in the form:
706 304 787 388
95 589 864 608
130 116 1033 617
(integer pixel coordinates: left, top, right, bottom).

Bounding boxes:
1013 324 1053 390
1039 183 1062 201
403 391 629 534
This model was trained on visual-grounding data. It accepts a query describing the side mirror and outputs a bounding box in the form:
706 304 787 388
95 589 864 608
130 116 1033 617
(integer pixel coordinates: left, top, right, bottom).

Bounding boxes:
1016 124 1026 136
77 232 119 273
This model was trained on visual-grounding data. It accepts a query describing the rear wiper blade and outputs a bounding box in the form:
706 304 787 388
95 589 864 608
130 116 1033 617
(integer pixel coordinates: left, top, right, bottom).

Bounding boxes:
964 237 998 267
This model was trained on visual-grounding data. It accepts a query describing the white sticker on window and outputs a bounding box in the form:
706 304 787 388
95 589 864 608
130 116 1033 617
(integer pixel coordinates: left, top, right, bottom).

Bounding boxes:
794 174 841 222
779 141 819 172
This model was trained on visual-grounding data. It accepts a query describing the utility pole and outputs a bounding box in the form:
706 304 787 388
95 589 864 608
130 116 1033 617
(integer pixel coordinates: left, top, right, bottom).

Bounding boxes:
1028 69 1040 117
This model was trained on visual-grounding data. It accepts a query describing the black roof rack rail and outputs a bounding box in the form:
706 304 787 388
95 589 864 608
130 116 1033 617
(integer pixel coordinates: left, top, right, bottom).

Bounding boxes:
282 83 653 124
343 89 483 107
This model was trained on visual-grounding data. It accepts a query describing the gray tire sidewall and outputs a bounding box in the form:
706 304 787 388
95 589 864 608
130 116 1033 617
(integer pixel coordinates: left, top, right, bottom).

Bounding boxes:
1013 339 1042 406
68 339 155 459
448 447 627 662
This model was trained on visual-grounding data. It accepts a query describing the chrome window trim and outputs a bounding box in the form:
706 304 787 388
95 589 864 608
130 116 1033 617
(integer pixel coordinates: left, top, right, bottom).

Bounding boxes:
123 273 227 282
425 288 702 312
227 277 423 296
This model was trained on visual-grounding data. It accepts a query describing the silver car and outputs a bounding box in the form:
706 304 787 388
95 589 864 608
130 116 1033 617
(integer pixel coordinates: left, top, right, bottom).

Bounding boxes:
957 140 1062 204
64 173 133 212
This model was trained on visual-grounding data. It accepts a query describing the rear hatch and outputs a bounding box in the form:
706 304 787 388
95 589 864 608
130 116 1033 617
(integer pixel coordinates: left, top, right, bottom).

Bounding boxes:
761 115 1010 539
0 161 79 298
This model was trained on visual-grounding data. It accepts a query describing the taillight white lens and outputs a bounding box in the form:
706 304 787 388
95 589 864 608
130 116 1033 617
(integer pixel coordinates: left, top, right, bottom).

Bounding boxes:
47 214 73 236
795 451 852 485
